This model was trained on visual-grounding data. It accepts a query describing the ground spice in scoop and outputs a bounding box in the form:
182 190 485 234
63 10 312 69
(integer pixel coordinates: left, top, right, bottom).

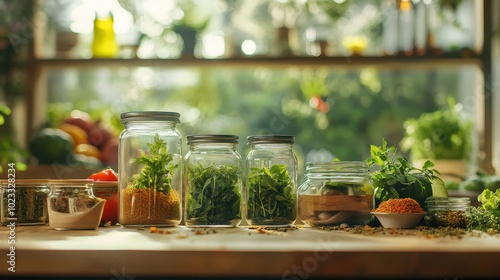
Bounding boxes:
373 198 424 214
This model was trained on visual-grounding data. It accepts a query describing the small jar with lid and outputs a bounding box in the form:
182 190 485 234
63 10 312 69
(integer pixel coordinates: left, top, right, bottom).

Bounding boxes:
47 179 105 230
298 161 374 227
1 179 49 225
92 181 118 225
184 134 242 227
119 111 182 227
245 135 298 226
425 197 471 228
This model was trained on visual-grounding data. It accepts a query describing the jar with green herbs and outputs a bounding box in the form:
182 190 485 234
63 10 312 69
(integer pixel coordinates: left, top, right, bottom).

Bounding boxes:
184 134 242 227
298 161 374 226
245 135 298 227
425 197 471 228
119 111 182 227
1 179 49 225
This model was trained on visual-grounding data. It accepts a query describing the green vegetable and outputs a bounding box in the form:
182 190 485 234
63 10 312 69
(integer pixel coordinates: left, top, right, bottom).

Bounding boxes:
477 189 500 217
366 139 441 208
128 134 178 193
247 164 295 225
460 174 485 192
29 128 74 164
186 164 241 225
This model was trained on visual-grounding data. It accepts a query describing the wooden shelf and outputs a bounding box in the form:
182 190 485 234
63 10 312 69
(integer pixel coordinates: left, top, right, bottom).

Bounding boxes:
32 54 485 70
1 225 500 278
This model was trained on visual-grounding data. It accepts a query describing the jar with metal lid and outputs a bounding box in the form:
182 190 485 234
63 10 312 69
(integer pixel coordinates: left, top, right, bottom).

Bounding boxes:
298 161 374 226
184 134 242 227
47 179 105 230
424 197 471 228
1 179 49 225
245 135 298 226
119 111 182 227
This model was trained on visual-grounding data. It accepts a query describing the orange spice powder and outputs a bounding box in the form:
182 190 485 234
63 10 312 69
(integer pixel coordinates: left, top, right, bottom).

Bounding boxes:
373 198 424 214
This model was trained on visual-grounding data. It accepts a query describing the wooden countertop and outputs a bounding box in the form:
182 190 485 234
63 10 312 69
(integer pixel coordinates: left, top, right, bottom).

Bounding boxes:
1 225 500 279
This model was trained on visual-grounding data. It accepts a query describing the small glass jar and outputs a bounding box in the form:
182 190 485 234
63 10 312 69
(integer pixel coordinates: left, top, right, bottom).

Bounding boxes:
92 182 118 225
425 197 471 228
184 134 242 227
1 179 49 225
245 135 298 226
298 161 374 227
47 179 105 230
119 111 182 227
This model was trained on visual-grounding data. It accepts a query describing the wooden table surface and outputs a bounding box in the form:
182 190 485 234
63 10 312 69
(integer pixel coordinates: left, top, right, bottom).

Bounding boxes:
1 225 500 279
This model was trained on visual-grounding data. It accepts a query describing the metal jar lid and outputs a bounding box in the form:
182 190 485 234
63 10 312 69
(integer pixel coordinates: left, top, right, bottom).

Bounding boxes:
187 134 239 145
120 111 181 123
247 135 295 145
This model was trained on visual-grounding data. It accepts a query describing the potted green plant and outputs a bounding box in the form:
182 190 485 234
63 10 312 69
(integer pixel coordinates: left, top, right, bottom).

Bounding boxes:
171 0 210 57
401 98 473 182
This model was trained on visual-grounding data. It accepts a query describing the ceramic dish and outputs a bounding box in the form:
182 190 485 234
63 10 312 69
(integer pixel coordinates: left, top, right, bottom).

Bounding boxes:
370 212 426 229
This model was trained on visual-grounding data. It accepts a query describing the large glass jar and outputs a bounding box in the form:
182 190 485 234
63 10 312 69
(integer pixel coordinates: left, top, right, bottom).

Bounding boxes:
119 111 182 227
47 179 105 230
184 134 242 227
298 161 374 227
245 135 298 226
1 179 49 225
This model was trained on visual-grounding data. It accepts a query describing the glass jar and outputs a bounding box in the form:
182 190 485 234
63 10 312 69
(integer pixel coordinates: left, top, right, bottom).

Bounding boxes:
47 179 105 230
245 135 298 226
119 111 182 227
1 179 49 225
184 134 242 227
92 182 118 225
298 162 374 227
425 197 471 228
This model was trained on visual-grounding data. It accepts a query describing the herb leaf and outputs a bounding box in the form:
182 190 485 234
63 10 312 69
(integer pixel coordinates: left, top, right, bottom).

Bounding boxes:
128 134 178 193
366 139 439 208
247 164 295 225
186 163 241 225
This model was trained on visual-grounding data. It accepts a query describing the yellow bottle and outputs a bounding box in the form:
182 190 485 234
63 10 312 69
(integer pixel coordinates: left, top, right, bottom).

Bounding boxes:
91 12 118 58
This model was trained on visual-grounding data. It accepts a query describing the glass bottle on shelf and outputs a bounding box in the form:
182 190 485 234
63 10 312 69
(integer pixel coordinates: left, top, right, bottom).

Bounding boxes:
118 111 182 227
298 162 374 227
382 0 399 56
398 0 414 56
184 134 242 227
91 9 118 58
245 135 298 227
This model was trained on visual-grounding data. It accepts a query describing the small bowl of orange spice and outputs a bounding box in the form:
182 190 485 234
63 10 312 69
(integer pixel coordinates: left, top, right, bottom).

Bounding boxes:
371 198 426 229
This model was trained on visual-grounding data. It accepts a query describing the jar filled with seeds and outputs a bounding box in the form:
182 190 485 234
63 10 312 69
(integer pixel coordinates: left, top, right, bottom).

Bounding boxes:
1 179 49 225
425 197 471 228
47 179 105 230
119 111 182 227
184 134 242 227
298 161 374 226
245 135 298 227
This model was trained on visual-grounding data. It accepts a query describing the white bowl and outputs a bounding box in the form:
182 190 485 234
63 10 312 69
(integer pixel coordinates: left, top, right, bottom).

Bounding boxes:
371 212 426 229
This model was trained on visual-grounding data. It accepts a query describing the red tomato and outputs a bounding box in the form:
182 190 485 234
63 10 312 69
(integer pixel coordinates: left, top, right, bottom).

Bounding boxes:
88 167 118 181
94 189 118 225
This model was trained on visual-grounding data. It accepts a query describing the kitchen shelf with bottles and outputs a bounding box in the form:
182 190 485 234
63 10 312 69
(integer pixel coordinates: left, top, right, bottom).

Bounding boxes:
25 0 495 175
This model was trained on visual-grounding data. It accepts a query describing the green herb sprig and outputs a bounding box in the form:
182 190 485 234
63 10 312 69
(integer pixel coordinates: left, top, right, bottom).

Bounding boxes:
366 139 439 208
129 134 178 193
186 164 241 225
247 165 295 224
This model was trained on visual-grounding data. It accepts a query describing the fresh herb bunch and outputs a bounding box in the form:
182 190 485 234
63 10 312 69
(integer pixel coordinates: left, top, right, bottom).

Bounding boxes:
128 134 178 193
186 164 241 225
247 164 295 224
366 139 439 208
468 189 500 232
